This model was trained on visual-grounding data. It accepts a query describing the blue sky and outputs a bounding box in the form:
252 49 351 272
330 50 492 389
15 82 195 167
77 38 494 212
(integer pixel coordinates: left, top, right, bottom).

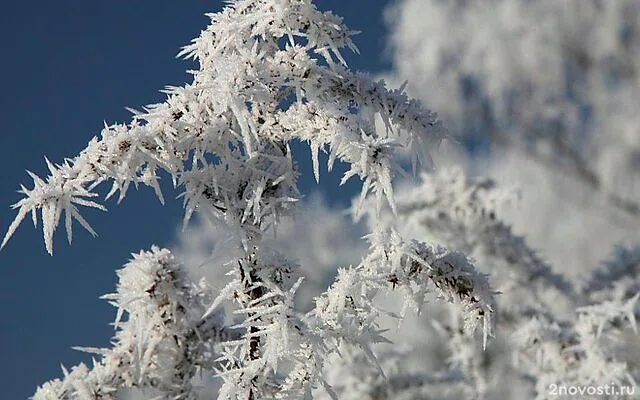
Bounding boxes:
0 1 392 398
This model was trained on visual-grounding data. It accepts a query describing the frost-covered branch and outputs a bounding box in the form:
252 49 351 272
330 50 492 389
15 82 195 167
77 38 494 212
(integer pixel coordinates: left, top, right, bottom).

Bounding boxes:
512 295 640 399
357 168 576 312
350 166 640 398
33 247 237 400
2 0 444 255
312 231 496 352
3 1 499 399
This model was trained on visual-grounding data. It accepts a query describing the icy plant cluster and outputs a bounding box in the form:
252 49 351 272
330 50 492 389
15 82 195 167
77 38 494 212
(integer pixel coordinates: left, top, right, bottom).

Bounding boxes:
32 247 238 399
366 5 640 396
352 168 640 399
2 1 497 399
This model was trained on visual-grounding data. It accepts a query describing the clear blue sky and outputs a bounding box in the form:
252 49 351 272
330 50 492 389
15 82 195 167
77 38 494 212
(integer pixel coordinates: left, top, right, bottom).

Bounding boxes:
0 1 392 398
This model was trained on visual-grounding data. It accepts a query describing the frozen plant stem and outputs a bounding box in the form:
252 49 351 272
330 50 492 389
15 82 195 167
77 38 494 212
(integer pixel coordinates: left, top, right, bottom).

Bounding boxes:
3 1 496 399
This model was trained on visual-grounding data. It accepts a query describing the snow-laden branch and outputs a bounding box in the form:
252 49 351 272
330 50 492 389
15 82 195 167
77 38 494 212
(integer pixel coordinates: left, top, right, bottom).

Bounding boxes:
508 247 640 398
311 231 496 352
3 1 498 399
33 247 238 400
357 168 577 313
2 0 443 255
512 294 640 399
347 167 640 398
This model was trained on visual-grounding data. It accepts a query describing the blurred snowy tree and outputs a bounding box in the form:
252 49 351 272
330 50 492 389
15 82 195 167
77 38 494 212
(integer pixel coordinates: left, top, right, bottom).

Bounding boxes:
384 0 640 277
